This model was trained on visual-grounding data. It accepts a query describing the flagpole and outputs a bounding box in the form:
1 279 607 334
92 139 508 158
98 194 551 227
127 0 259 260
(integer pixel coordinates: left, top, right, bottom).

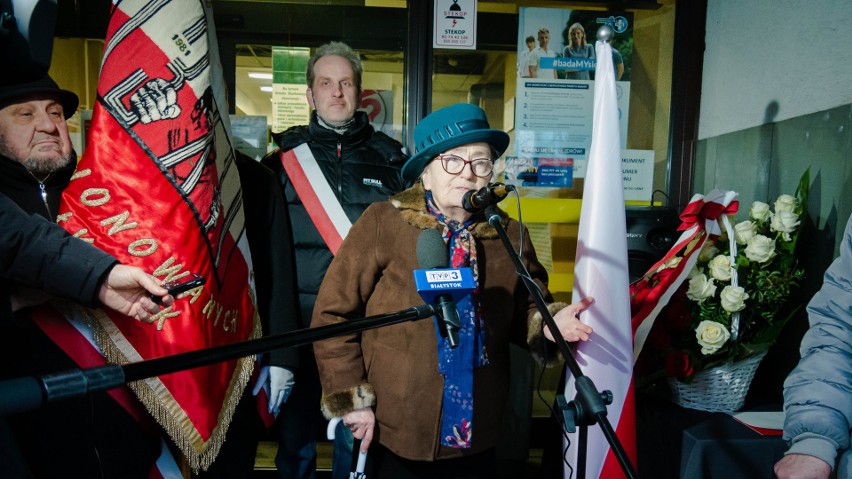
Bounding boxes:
485 211 638 479
0 305 435 417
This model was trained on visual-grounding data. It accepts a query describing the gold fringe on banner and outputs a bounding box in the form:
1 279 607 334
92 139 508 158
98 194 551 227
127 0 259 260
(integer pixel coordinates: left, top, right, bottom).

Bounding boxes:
87 306 262 472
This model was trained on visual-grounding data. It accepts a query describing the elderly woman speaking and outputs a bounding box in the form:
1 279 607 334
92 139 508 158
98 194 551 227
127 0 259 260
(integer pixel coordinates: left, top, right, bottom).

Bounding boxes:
311 103 593 478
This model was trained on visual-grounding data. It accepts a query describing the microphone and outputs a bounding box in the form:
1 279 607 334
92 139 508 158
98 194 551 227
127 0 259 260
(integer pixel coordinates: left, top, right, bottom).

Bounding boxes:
462 183 516 213
414 229 475 349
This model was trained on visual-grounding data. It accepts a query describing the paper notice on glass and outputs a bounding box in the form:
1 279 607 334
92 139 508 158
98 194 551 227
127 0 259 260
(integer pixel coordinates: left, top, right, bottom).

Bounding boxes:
504 156 574 188
515 7 633 178
621 149 654 202
505 149 652 199
515 81 629 179
272 83 311 132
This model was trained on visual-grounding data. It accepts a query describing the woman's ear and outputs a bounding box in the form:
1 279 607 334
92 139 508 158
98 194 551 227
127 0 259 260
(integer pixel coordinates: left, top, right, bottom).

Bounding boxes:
420 164 433 190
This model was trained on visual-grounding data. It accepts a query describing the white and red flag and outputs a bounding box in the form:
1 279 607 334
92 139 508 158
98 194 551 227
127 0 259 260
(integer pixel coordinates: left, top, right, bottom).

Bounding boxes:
565 38 637 478
43 0 260 473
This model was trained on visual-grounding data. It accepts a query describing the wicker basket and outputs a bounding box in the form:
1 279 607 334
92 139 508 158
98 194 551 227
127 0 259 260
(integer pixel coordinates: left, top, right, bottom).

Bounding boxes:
667 351 767 413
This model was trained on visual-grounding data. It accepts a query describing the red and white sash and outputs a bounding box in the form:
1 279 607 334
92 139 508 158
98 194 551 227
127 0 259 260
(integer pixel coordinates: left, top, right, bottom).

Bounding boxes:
33 305 183 478
280 143 353 255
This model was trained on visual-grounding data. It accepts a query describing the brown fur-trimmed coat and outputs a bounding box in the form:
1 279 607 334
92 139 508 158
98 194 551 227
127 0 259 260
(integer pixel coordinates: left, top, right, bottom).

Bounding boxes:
311 183 564 462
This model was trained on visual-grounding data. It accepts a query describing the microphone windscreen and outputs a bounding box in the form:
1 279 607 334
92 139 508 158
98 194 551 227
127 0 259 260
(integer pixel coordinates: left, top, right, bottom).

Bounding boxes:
416 228 449 269
494 183 515 197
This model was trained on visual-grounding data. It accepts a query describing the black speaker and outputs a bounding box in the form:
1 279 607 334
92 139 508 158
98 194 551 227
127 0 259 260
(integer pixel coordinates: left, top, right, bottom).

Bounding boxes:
626 206 680 282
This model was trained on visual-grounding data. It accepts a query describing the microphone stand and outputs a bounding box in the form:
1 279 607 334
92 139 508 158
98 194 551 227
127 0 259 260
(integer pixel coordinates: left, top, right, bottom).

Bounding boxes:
486 210 638 479
0 304 435 417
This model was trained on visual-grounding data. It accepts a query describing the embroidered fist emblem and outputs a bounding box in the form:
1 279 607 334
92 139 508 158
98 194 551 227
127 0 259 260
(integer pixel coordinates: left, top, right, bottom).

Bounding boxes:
130 78 181 124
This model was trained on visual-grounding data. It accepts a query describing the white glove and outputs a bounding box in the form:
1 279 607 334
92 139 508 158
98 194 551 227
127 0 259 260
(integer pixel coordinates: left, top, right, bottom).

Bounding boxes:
267 366 295 415
252 365 296 416
251 363 269 397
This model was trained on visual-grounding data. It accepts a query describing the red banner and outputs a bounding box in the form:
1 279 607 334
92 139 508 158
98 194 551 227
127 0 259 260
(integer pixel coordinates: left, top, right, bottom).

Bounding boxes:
52 1 258 471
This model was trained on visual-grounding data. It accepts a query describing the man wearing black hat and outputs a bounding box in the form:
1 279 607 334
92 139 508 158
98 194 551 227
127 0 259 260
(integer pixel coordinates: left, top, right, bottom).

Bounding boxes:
0 75 78 220
0 76 163 478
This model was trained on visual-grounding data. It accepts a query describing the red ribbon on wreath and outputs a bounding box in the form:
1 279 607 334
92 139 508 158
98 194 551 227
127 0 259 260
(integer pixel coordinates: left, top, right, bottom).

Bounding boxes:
631 190 739 363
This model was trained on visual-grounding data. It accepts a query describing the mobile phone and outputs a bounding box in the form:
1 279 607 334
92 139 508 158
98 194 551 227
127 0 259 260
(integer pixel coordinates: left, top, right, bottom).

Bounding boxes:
151 273 206 304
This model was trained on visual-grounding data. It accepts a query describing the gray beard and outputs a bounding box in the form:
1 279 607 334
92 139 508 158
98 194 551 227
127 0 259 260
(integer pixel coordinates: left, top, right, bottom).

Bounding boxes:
22 154 73 177
316 114 355 134
0 132 73 177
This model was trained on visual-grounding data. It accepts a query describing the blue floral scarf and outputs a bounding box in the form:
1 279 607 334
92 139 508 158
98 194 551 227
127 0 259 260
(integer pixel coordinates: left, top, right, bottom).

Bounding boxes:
425 191 490 448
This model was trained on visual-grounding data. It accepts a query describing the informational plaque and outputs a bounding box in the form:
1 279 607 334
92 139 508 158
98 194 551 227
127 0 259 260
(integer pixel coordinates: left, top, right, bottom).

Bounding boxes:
433 0 477 50
272 47 311 132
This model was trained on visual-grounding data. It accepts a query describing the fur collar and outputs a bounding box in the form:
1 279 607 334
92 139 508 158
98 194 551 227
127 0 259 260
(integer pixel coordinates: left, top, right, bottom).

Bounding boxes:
389 183 509 239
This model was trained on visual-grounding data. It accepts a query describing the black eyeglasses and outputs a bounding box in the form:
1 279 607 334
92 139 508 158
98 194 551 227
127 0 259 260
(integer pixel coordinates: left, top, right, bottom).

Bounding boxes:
437 154 495 178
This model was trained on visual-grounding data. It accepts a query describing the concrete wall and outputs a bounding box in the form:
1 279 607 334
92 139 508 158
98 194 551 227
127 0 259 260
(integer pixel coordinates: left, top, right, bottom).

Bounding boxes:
696 105 851 256
699 0 852 140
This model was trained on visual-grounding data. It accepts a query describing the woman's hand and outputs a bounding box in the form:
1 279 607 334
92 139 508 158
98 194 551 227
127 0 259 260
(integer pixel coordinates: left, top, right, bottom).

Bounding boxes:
546 297 595 342
343 407 375 453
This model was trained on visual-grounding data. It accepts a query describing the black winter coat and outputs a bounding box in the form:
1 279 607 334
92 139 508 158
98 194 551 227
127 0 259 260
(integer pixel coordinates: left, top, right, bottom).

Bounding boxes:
0 193 117 322
235 154 299 368
0 153 75 221
1 153 113 320
261 111 406 368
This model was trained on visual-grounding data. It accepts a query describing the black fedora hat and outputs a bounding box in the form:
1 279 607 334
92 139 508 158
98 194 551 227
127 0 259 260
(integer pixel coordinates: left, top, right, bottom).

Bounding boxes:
0 76 79 119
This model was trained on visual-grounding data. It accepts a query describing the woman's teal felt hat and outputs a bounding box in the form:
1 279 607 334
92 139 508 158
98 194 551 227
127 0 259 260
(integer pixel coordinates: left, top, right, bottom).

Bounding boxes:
401 103 510 182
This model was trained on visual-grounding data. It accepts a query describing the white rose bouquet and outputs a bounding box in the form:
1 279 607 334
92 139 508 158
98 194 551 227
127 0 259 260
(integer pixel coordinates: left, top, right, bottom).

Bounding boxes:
633 172 809 383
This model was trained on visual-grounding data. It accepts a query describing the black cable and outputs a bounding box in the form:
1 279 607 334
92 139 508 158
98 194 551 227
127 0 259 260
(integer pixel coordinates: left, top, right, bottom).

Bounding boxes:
517 203 576 478
651 189 677 209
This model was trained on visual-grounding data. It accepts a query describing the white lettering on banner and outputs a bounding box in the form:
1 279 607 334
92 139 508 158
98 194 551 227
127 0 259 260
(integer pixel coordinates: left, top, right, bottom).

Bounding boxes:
430 282 463 289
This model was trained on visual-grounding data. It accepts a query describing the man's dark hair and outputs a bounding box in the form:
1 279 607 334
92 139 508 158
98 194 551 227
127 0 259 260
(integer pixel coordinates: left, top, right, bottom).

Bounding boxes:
306 41 363 94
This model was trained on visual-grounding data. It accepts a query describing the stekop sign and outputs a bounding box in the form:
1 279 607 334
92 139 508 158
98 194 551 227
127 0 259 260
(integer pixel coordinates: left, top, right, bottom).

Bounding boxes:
433 0 477 50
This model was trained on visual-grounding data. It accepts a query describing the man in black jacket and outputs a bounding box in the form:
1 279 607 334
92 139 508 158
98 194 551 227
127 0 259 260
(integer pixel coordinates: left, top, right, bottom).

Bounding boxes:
261 41 406 479
0 76 78 221
0 76 167 478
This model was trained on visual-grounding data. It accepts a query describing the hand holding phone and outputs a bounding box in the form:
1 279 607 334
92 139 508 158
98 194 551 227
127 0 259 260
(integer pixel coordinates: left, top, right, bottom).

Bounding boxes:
151 273 205 304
